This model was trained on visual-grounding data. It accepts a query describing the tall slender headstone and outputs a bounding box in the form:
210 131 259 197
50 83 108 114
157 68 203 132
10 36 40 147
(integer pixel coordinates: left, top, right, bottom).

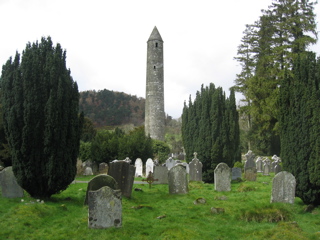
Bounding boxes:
108 161 135 198
189 152 203 182
146 158 154 175
145 26 165 141
134 158 143 177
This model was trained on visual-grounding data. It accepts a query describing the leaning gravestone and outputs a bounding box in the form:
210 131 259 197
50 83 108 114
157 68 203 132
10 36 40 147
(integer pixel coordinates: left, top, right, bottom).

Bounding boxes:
0 167 24 198
166 157 176 170
271 171 296 204
108 161 135 198
189 153 202 182
134 158 143 177
153 166 168 184
84 174 118 205
232 168 242 180
168 165 188 194
214 163 231 192
88 186 122 229
146 158 154 175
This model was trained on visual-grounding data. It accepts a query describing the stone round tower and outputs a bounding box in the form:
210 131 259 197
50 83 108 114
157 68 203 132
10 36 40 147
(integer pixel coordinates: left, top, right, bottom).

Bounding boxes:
145 26 165 141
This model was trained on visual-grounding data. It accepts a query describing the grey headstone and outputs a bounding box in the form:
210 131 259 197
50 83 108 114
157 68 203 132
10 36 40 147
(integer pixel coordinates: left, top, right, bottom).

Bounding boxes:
153 166 168 184
146 158 154 175
189 157 203 182
168 165 188 194
88 186 122 229
84 167 93 176
244 150 256 170
165 157 176 170
0 167 24 198
232 168 242 180
84 174 119 205
271 171 296 204
214 163 231 192
99 162 108 174
256 157 263 173
134 158 143 177
108 161 135 198
263 158 271 176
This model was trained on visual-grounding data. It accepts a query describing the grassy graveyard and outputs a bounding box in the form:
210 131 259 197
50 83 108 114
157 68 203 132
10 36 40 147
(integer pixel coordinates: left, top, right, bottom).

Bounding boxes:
0 173 319 240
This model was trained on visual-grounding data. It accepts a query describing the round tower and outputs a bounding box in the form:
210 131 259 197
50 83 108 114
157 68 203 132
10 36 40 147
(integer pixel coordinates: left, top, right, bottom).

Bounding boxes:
145 26 165 141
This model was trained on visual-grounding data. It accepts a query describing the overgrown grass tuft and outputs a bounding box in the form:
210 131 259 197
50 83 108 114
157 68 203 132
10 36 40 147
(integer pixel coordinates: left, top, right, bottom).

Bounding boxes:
238 203 292 222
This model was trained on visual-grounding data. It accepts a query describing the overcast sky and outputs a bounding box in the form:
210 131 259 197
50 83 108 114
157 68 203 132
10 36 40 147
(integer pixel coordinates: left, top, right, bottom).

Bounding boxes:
1 0 319 118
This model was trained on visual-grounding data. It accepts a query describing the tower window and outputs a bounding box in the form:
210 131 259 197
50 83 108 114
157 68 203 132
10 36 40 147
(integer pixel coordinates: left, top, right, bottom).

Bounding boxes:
155 42 158 48
154 66 156 70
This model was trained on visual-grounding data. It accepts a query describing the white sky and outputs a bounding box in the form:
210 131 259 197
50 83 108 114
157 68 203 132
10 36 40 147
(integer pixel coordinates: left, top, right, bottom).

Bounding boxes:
1 0 319 118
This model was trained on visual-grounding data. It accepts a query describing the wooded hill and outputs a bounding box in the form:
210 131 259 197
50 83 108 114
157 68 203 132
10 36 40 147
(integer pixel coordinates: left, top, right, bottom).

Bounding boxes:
79 89 145 128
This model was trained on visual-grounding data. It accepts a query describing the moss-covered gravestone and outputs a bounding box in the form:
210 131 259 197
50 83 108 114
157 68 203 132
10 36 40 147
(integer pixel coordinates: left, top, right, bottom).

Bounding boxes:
0 167 24 198
84 174 118 205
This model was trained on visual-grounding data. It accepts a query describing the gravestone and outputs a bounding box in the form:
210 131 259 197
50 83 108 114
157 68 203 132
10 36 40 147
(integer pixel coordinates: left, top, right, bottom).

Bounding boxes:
91 162 99 175
108 161 135 198
168 165 188 194
232 167 242 180
274 163 282 174
134 158 143 177
214 163 231 192
165 157 176 170
189 152 202 182
179 162 189 174
244 150 256 181
263 158 271 176
256 157 263 173
99 162 108 174
271 171 296 204
244 150 256 170
84 174 118 205
146 158 154 175
0 167 24 198
244 167 257 181
88 186 122 228
153 166 168 184
84 167 93 176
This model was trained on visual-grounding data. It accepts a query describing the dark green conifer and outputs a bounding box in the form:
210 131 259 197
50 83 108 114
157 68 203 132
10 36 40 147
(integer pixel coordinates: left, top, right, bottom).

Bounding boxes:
1 37 80 198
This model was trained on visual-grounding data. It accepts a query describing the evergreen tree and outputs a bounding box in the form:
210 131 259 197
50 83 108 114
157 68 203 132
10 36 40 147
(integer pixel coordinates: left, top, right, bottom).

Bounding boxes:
181 84 240 182
234 0 317 155
279 52 320 205
0 37 81 199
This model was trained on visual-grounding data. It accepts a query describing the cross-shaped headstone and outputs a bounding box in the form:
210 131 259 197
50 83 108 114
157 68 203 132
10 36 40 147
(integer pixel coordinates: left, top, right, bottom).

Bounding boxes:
193 152 198 159
142 171 158 189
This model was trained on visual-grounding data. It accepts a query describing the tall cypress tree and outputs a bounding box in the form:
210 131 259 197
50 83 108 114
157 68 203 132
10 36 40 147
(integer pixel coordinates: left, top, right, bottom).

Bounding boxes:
1 37 81 199
279 52 320 205
181 84 241 182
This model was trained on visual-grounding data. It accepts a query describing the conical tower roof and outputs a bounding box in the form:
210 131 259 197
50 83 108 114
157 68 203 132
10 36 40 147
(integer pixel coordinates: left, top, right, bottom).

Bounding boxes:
148 26 163 42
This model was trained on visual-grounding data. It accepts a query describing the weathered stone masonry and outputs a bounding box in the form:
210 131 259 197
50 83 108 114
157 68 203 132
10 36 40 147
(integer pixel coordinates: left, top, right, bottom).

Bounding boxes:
145 26 165 141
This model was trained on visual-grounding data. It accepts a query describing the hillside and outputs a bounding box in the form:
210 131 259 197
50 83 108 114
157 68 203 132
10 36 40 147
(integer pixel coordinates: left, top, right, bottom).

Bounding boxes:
79 89 145 128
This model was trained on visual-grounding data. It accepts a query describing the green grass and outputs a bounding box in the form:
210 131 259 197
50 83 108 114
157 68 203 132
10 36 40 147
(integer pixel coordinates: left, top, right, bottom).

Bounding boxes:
0 173 319 240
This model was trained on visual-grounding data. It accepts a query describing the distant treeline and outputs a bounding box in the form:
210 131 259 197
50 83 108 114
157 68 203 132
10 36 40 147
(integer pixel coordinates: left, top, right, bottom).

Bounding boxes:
79 89 145 128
